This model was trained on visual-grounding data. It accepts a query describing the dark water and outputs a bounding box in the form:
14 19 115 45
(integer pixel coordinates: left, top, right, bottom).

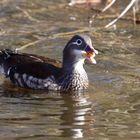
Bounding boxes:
0 0 140 140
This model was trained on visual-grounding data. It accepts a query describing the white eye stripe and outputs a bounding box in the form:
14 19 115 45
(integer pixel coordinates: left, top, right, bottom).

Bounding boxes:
72 39 82 46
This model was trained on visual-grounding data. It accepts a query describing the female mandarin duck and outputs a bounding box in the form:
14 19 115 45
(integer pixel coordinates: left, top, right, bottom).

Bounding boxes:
0 35 98 91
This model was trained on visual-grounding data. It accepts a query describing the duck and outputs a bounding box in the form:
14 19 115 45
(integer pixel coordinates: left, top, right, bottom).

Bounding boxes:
0 35 98 91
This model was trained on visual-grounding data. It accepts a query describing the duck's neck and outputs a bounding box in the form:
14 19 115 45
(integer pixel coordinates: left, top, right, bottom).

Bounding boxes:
63 58 84 71
59 59 88 91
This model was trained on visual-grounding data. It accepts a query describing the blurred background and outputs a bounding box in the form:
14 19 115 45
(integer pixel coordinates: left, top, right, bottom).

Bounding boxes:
0 0 139 140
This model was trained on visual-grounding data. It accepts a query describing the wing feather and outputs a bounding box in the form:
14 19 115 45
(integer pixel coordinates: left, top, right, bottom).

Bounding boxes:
0 49 62 79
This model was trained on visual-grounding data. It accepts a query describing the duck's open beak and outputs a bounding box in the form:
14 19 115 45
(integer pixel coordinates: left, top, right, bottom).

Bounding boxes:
83 45 98 64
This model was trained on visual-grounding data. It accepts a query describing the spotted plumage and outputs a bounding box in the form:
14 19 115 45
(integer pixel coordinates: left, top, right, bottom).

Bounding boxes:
0 35 98 92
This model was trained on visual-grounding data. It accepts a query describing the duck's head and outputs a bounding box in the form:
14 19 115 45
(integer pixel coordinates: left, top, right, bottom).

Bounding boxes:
63 35 98 68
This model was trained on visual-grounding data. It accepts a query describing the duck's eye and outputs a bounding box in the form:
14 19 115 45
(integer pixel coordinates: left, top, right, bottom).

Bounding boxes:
76 39 82 45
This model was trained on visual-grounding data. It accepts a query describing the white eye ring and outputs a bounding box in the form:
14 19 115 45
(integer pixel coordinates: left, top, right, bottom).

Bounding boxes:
72 39 82 46
76 39 82 45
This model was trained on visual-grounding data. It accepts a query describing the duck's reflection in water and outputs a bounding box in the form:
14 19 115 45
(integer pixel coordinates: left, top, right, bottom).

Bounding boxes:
0 83 95 139
60 93 95 138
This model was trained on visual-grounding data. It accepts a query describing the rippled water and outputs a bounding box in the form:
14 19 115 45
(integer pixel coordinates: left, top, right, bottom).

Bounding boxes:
0 0 140 140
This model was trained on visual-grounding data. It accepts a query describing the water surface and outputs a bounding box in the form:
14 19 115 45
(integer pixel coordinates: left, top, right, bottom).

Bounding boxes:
0 0 140 140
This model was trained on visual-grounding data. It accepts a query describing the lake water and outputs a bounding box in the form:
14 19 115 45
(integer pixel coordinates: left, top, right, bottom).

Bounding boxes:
0 0 139 140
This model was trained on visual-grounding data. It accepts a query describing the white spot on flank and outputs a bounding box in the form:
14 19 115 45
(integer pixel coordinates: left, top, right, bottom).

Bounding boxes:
14 73 19 79
18 77 23 87
22 74 27 81
33 77 38 83
29 81 36 89
7 67 12 76
0 65 4 74
14 73 23 87
38 79 42 84
28 76 33 80
26 80 31 87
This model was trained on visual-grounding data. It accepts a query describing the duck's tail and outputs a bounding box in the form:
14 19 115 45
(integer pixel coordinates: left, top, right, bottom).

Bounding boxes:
0 49 15 76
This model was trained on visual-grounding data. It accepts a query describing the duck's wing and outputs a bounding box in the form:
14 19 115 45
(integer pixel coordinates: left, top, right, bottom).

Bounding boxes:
0 49 62 84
